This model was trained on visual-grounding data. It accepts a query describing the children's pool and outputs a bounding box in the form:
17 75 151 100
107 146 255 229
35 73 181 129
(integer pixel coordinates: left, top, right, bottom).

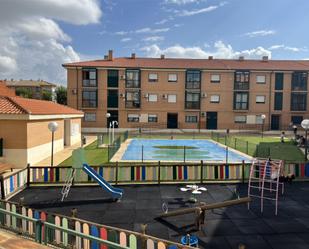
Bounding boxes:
120 139 252 162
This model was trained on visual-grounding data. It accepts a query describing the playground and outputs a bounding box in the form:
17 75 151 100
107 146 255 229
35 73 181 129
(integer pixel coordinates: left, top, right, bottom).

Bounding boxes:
10 182 309 249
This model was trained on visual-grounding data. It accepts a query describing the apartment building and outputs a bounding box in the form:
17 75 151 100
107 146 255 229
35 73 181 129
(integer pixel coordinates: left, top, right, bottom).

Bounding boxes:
63 50 309 131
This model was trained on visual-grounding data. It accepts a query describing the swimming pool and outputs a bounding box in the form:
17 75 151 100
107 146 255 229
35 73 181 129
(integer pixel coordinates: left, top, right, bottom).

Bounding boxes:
120 139 252 163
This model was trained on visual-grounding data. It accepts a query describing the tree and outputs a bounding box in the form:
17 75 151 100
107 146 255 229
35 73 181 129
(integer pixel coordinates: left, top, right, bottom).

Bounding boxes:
15 87 33 98
56 86 67 105
42 90 52 101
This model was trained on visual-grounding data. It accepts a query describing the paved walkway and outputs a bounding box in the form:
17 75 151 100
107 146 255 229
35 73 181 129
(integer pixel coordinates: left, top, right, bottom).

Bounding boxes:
0 230 49 249
34 136 96 166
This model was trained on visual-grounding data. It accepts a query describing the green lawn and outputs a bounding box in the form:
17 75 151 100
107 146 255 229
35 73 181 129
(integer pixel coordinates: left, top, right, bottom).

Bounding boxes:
59 140 108 166
214 135 305 163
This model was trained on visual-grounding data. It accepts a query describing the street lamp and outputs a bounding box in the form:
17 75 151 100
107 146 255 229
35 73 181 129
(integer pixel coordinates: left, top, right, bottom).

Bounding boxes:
111 120 118 143
261 114 266 138
301 119 309 161
106 113 111 145
48 121 58 167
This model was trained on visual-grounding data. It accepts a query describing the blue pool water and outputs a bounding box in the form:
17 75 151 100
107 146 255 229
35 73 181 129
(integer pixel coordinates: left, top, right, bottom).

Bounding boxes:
121 139 251 162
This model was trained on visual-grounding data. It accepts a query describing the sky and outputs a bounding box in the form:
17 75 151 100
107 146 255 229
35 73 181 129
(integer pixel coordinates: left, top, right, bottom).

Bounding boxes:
0 0 309 85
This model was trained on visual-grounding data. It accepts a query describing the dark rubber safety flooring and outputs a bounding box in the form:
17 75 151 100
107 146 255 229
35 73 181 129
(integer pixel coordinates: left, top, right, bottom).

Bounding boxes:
10 182 309 249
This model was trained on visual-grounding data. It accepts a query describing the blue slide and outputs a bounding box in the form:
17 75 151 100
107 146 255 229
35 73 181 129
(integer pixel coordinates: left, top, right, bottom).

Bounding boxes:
82 163 123 199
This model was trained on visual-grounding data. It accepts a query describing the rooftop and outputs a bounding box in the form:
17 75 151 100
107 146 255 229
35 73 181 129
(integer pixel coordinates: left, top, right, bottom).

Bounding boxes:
4 79 57 87
0 82 16 97
0 96 83 115
63 55 309 71
11 183 309 249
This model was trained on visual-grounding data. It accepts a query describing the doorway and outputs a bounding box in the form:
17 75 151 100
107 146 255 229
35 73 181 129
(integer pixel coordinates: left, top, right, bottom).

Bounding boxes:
167 113 178 129
107 110 119 128
271 115 280 130
206 112 218 129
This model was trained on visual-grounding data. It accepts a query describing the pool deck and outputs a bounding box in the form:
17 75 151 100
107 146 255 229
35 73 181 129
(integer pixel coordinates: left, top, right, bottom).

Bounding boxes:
10 182 309 249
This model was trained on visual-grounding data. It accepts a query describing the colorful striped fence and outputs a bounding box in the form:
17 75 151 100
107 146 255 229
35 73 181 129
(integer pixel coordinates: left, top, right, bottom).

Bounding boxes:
0 200 194 249
1 168 27 199
27 161 309 186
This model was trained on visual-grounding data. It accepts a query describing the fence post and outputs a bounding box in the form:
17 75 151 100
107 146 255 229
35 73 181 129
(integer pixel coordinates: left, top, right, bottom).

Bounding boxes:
107 145 110 162
183 146 186 162
226 146 228 164
0 176 5 200
234 138 237 149
246 141 249 154
115 161 119 185
242 160 245 184
142 145 144 163
225 135 227 145
217 133 219 142
200 160 203 184
26 163 30 188
158 161 161 185
35 220 43 243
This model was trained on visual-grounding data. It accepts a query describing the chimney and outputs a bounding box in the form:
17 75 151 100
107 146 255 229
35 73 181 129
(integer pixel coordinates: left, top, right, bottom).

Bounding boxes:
104 55 108 60
208 56 213 60
239 56 244 61
160 54 165 59
262 56 268 62
131 53 136 59
108 50 113 60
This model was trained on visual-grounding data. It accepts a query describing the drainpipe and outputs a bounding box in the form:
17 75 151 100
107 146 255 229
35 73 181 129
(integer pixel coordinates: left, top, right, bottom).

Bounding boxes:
76 67 79 109
268 71 273 130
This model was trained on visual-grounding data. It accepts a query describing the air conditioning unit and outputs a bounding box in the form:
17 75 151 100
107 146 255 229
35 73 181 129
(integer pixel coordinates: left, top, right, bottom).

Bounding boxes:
144 93 149 98
120 75 126 80
71 89 77 95
201 92 207 98
162 94 167 99
201 112 206 117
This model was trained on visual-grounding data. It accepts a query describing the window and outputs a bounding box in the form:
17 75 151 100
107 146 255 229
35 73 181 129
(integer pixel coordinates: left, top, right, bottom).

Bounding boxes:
292 72 307 91
84 113 96 122
185 92 200 109
234 71 250 90
82 90 97 108
256 95 265 103
234 92 249 110
291 93 307 111
256 115 263 124
125 90 140 108
127 114 139 122
168 73 177 82
185 115 198 123
275 73 284 90
211 74 220 83
186 70 201 89
235 115 246 123
210 95 220 103
148 114 158 122
126 69 140 88
256 75 266 84
148 94 158 102
148 73 158 82
107 70 118 88
291 116 303 125
168 94 177 103
274 92 283 110
107 90 118 108
82 69 97 87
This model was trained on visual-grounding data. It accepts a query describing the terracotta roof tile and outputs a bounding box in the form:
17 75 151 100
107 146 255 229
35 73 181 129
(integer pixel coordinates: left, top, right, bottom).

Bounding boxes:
0 96 83 115
0 82 16 97
63 57 309 71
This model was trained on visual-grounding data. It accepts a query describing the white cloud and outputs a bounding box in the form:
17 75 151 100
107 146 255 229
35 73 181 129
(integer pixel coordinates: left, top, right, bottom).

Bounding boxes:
164 0 204 5
121 37 132 42
178 2 227 16
268 44 308 52
143 36 165 42
135 27 170 34
0 0 102 84
155 19 169 25
115 31 129 36
141 41 271 59
244 30 276 38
